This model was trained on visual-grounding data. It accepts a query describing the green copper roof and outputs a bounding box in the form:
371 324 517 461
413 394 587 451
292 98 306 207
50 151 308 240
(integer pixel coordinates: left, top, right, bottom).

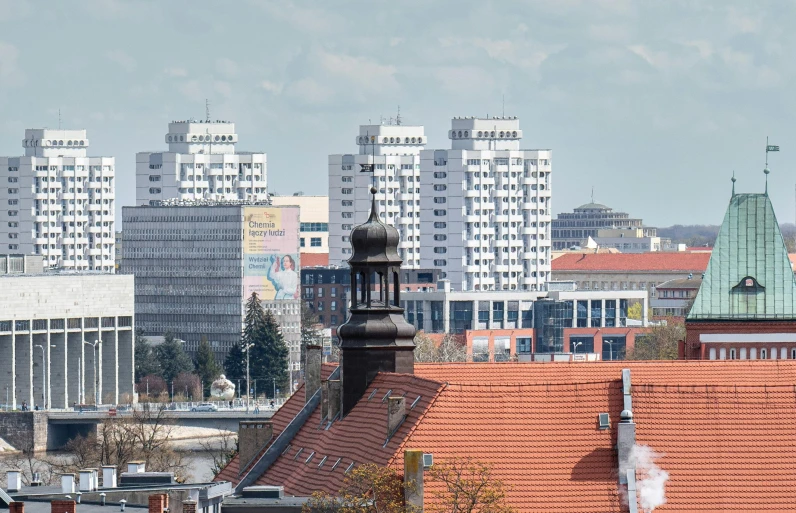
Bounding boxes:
688 193 796 321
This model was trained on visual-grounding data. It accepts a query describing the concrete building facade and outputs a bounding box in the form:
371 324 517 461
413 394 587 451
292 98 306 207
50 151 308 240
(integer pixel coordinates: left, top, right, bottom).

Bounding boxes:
0 129 116 271
551 201 655 250
121 204 301 369
0 258 134 409
136 120 267 206
419 117 552 292
328 124 426 268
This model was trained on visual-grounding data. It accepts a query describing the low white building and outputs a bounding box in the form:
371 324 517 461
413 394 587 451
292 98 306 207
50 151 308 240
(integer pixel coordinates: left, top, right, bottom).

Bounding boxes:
271 195 329 255
0 255 134 409
136 119 267 206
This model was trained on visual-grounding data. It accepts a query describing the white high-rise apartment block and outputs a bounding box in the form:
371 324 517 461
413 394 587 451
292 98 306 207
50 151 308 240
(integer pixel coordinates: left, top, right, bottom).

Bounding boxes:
419 117 552 292
136 120 267 205
329 124 426 267
0 129 116 271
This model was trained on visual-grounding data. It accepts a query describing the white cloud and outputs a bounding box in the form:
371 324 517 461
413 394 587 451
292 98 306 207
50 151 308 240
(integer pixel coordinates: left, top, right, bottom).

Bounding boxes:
214 81 233 98
316 50 399 94
105 50 136 72
286 78 333 104
178 80 204 102
260 80 283 94
216 58 239 77
164 67 188 78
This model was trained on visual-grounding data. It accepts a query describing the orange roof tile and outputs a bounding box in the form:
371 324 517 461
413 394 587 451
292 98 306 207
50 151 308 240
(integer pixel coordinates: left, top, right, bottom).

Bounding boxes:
552 252 711 272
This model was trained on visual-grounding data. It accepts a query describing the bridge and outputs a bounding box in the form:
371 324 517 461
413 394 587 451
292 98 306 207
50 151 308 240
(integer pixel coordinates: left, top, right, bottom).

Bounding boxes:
0 409 275 452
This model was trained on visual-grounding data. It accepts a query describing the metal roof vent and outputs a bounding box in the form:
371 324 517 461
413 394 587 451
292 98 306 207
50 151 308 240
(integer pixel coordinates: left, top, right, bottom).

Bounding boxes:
423 453 434 469
598 413 610 430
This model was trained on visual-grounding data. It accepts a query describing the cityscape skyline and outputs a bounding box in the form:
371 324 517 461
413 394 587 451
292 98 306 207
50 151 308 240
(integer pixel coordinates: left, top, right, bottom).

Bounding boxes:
1 2 796 227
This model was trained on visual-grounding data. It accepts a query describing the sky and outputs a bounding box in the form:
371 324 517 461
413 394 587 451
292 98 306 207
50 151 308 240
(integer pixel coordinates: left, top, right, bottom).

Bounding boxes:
1 0 796 227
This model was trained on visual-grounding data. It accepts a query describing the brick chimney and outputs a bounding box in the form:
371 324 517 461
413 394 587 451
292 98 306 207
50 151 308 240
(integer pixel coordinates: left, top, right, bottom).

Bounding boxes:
182 500 197 513
51 500 76 513
327 379 341 420
238 421 274 471
9 502 24 513
387 396 405 437
148 494 167 513
305 344 322 404
403 450 424 511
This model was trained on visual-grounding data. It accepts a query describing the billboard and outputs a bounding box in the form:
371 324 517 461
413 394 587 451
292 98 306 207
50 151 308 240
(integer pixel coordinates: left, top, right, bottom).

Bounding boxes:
242 206 301 301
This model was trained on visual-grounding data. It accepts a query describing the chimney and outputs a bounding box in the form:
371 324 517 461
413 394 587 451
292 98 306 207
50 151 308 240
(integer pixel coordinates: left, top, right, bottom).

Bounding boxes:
387 396 405 437
182 500 197 513
403 450 424 511
320 380 329 419
79 469 94 492
10 502 24 513
617 368 638 513
102 466 117 488
305 344 322 404
127 461 145 473
238 421 274 470
51 500 76 513
327 379 341 421
61 474 75 494
7 470 21 492
148 494 167 513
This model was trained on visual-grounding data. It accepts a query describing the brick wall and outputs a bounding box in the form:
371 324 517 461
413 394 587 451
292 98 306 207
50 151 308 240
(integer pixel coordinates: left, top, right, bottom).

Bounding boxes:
0 412 48 452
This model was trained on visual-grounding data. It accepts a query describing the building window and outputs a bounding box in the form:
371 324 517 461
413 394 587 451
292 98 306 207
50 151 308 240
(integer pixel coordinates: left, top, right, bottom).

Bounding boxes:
433 197 446 204
433 209 446 216
729 348 736 360
760 348 767 359
311 237 322 247
300 238 305 247
433 247 447 254
341 188 353 194
331 301 337 311
517 337 532 354
433 259 446 266
434 222 447 229
342 176 353 182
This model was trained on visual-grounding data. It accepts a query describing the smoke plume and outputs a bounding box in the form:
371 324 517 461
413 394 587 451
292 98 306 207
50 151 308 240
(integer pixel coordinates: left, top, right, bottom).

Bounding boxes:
630 444 669 512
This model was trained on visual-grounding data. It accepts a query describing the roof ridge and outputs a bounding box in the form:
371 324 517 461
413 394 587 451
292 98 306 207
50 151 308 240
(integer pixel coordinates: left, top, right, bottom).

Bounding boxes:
388 381 448 468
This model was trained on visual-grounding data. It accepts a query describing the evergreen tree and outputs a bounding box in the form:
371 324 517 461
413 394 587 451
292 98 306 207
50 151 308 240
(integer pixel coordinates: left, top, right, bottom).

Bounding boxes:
195 336 221 397
300 303 322 371
134 329 162 383
155 331 194 383
224 341 246 384
241 292 290 398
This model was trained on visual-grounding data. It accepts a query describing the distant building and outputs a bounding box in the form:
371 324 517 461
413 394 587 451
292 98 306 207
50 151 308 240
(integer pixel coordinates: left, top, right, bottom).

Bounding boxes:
552 252 710 298
686 191 796 360
420 117 552 292
552 200 655 250
114 231 123 271
121 204 301 371
0 255 134 409
328 123 426 268
271 194 329 258
651 276 701 317
136 120 267 206
0 129 116 271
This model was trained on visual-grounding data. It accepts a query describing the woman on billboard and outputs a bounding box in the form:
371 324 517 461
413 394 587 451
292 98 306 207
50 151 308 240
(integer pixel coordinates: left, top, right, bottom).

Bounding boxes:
268 254 299 299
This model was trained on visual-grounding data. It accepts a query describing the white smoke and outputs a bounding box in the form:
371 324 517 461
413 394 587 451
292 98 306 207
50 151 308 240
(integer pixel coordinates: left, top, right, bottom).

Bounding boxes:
630 444 669 513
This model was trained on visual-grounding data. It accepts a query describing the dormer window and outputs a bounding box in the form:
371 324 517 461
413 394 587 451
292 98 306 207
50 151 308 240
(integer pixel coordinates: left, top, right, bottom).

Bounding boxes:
732 276 765 294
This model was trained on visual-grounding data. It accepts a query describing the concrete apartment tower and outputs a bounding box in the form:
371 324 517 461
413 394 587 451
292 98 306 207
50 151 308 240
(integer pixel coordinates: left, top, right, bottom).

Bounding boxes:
135 119 267 205
419 117 552 291
328 123 426 268
0 129 116 271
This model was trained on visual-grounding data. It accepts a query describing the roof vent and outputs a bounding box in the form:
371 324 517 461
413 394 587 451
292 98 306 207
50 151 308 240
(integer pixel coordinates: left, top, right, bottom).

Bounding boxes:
598 413 610 430
423 453 434 469
345 462 355 474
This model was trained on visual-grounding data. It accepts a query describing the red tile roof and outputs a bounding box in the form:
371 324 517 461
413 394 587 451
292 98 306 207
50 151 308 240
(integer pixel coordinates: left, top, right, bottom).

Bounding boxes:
219 360 796 512
301 253 329 267
552 252 711 272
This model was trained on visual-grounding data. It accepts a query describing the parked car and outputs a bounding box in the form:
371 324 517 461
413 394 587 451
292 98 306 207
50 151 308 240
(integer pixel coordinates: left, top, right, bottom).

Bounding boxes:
191 403 218 412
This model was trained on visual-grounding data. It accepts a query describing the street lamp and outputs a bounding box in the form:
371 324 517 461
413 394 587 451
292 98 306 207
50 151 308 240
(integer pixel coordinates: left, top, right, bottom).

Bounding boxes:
605 340 615 361
244 342 254 413
83 340 100 406
572 341 583 354
33 344 55 410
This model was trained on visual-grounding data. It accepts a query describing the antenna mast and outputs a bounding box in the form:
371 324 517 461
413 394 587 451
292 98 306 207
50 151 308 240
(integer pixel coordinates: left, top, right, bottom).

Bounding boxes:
396 105 402 126
58 109 61 130
205 99 211 122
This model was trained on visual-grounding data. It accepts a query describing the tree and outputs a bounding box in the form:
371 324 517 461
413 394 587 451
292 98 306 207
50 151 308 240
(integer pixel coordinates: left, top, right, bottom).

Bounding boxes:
301 302 323 369
198 430 238 480
303 463 409 513
242 292 290 398
195 336 221 397
224 341 246 383
414 332 467 363
155 331 194 383
134 329 162 383
625 319 684 360
135 374 168 399
174 372 202 401
427 458 515 513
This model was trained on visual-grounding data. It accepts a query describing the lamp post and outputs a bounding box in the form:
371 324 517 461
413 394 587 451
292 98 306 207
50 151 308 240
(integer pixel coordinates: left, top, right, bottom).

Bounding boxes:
33 344 47 409
605 340 615 361
572 341 582 355
83 340 100 406
244 342 254 413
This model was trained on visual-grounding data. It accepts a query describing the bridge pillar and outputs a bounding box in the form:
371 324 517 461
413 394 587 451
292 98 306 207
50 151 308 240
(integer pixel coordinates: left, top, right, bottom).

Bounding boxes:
51 330 67 409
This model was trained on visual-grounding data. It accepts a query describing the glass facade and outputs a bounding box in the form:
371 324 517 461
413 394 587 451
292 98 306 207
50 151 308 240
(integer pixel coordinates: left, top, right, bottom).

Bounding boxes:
449 301 473 334
590 300 602 328
430 301 444 332
576 300 588 328
570 335 594 354
605 300 616 327
533 300 572 353
517 337 532 354
602 336 626 360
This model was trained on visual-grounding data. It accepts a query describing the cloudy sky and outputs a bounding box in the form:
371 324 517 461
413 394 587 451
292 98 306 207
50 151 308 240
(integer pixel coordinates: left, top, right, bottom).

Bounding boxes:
1 0 795 227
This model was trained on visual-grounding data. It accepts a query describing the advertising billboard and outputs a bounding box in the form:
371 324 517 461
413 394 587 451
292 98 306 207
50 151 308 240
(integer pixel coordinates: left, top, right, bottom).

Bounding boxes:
242 206 301 301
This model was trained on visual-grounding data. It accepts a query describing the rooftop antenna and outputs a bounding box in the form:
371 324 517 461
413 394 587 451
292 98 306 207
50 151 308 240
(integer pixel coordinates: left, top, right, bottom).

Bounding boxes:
205 99 211 123
765 136 779 194
396 105 401 126
731 171 736 196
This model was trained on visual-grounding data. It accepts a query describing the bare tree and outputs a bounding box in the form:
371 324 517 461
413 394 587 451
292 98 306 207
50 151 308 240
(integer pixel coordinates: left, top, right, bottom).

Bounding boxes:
303 463 413 513
197 430 238 479
427 458 514 513
414 332 467 363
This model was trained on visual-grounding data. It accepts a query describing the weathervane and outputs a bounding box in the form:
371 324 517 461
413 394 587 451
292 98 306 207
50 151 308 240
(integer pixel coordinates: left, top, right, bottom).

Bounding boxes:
731 171 736 196
765 136 780 194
